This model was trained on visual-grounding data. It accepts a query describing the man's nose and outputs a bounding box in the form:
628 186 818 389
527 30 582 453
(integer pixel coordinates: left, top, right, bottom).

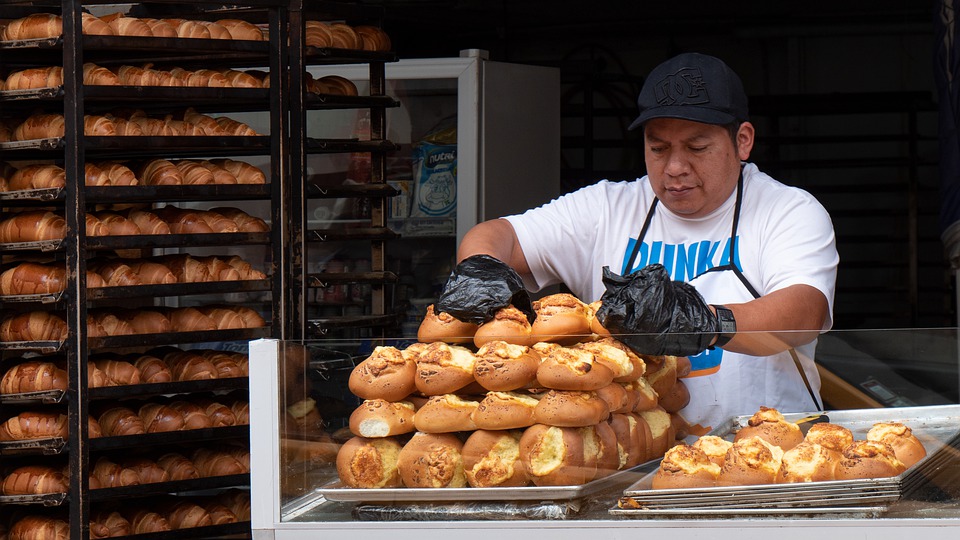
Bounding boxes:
663 149 688 176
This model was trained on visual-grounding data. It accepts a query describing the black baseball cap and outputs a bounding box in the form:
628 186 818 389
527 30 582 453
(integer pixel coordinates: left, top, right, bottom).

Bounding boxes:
628 52 749 130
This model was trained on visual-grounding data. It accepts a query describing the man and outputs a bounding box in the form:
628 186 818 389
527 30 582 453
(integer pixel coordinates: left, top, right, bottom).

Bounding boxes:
437 52 839 429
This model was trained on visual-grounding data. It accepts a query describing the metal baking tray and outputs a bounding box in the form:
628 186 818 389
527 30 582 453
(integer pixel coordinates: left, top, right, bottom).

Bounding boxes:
613 404 960 516
317 461 654 503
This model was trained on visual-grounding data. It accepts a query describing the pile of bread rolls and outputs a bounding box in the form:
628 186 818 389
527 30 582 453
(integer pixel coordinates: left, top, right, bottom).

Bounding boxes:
2 489 249 538
0 11 265 41
650 406 928 489
335 293 695 489
0 158 265 190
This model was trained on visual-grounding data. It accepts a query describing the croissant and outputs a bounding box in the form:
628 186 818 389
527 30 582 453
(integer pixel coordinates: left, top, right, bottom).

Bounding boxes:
195 399 237 427
6 163 66 190
156 452 199 480
174 160 215 184
3 66 63 90
208 206 269 232
218 69 262 88
304 20 333 48
92 211 141 235
1 360 68 393
174 19 211 39
133 354 174 383
0 411 68 440
198 209 239 232
164 500 213 529
154 206 214 234
125 509 172 534
85 114 117 136
0 262 65 295
192 447 246 477
183 108 227 134
13 113 65 140
118 308 174 334
328 23 361 50
195 256 241 281
121 209 171 234
321 75 358 96
228 399 251 424
188 69 230 88
216 19 264 41
0 312 68 342
354 25 392 52
215 489 251 520
122 457 170 484
84 360 114 389
7 515 70 540
91 510 132 538
2 465 69 494
215 116 259 136
82 12 114 36
154 254 212 282
93 456 141 487
168 400 214 430
0 211 66 242
81 162 110 187
108 17 152 37
138 402 185 433
203 351 244 379
116 65 161 87
85 213 109 237
98 406 145 436
200 160 238 184
142 18 177 38
88 259 141 287
197 306 246 330
93 358 141 385
202 502 239 525
224 255 268 280
110 116 145 136
2 13 62 40
82 63 120 85
164 350 218 380
99 162 138 185
126 260 177 285
128 115 179 136
231 305 266 328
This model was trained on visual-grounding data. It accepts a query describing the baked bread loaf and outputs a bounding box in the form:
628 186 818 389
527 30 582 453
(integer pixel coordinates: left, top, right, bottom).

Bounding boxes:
717 435 784 486
692 435 733 467
93 358 141 385
734 406 803 451
594 382 631 414
208 159 266 184
591 421 622 477
1 360 68 393
125 509 172 534
349 399 416 437
0 211 67 242
474 305 535 347
348 346 417 402
93 211 142 236
192 447 247 477
777 441 839 483
462 429 528 487
534 389 610 427
622 376 659 413
7 515 70 540
336 436 403 488
658 379 690 413
867 422 926 468
216 19 264 41
163 500 213 529
607 412 651 468
530 293 593 343
354 25 392 52
652 444 720 489
413 394 480 433
98 406 146 436
7 163 66 190
168 400 214 430
0 411 68 440
91 510 132 537
536 344 614 391
2 464 69 494
417 304 479 344
644 354 678 398
519 424 589 486
121 209 171 235
164 350 218 380
196 399 237 427
157 452 200 481
133 354 174 383
836 439 906 480
471 390 539 430
637 405 676 459
93 456 141 487
0 311 68 342
166 307 218 333
397 432 467 488
414 341 477 395
473 340 541 391
138 402 185 433
122 457 170 484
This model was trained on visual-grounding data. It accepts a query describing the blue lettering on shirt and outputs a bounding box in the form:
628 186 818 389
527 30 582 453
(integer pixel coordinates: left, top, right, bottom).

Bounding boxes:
623 236 742 282
687 346 723 376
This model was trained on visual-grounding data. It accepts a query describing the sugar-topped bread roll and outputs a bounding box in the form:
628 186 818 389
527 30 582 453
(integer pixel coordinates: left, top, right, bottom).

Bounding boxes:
536 344 614 391
519 424 589 486
803 422 853 460
413 341 476 396
348 399 416 438
734 406 803 451
530 293 592 344
573 338 645 382
692 435 733 467
471 391 539 430
336 436 403 488
777 441 839 483
397 432 467 488
717 435 784 486
348 346 416 402
836 439 906 480
867 422 926 468
652 443 720 489
413 394 479 433
473 340 541 391
417 304 479 344
533 389 609 427
462 429 528 487
474 305 535 347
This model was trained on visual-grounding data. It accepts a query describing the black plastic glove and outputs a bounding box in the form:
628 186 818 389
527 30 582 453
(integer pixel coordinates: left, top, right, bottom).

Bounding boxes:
596 264 720 356
434 254 535 325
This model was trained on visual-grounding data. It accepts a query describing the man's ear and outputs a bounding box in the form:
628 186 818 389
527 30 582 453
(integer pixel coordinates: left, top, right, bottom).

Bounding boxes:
736 122 755 161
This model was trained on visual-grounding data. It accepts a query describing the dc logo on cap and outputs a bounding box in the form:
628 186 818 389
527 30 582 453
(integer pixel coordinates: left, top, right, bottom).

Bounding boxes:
654 67 710 106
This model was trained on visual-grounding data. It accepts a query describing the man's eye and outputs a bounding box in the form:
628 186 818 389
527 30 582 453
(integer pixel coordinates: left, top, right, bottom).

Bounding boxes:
649 146 665 154
689 146 707 152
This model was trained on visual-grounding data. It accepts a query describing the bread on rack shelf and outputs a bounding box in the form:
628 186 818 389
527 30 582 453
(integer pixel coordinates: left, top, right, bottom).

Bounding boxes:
91 510 133 537
208 159 266 184
202 20 234 40
197 306 246 330
202 501 239 525
164 350 218 380
162 500 213 529
106 16 152 37
174 160 216 185
216 18 264 41
154 206 215 234
142 18 177 38
82 63 120 86
125 260 177 285
124 509 172 534
138 402 185 433
198 209 240 232
117 308 174 334
0 210 67 242
92 211 141 235
232 305 266 327
132 354 174 383
354 25 392 52
0 312 68 342
214 489 251 520
168 400 215 430
98 406 146 437
93 456 141 488
93 357 142 385
154 254 213 282
195 398 238 427
0 411 68 440
215 116 259 136
218 69 263 88
191 447 247 477
0 262 66 295
1 464 70 495
165 306 219 333
6 515 70 540
3 66 64 90
120 208 171 234
1 13 62 40
195 256 242 281
157 452 200 480
88 259 141 287
200 160 239 184
223 255 267 279
138 159 182 185
99 162 139 185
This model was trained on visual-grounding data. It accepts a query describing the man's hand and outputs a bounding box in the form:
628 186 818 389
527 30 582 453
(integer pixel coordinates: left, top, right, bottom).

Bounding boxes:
596 264 721 356
435 254 534 325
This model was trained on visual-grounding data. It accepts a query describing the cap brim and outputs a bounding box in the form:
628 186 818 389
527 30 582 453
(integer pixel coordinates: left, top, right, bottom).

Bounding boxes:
628 105 737 131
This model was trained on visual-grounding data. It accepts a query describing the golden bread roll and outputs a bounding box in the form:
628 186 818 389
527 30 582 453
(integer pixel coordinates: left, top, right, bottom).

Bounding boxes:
328 23 361 49
0 411 68 440
777 441 839 483
0 210 66 242
397 432 467 488
348 346 417 402
803 422 853 459
573 338 645 382
93 358 141 385
636 406 675 460
519 424 589 486
142 18 177 38
8 163 66 190
462 429 528 487
168 400 214 430
91 510 132 537
157 452 199 481
1 464 69 494
866 422 926 468
471 390 539 430
594 382 631 414
413 394 479 433
8 515 70 540
536 344 614 391
336 436 403 488
0 311 68 342
1 360 68 394
717 435 784 486
0 262 67 296
98 406 146 436
836 439 906 480
533 389 610 427
622 378 656 412
658 379 690 413
474 305 535 347
586 300 610 337
208 159 266 184
734 406 803 451
122 457 170 484
192 447 247 477
692 435 733 467
644 354 678 397
163 500 213 529
473 340 541 393
607 412 651 468
350 399 417 437
414 341 476 395
125 509 172 534
530 293 593 344
354 25 391 52
138 402 185 433
216 19 264 41
417 303 479 344
93 456 140 487
592 421 622 477
652 443 721 489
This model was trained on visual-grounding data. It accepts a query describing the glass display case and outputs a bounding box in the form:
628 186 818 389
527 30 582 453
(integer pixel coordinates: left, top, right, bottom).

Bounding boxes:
249 328 960 540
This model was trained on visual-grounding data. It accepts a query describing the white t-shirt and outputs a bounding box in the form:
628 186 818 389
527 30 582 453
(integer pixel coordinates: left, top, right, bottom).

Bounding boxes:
505 163 839 429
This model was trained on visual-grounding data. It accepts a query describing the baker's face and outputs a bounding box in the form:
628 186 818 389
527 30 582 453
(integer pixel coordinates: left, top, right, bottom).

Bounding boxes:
643 118 754 218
